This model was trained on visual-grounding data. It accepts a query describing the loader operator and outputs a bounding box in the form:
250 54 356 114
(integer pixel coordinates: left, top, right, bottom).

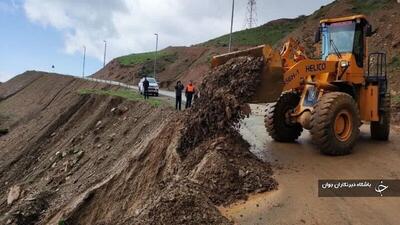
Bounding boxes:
185 81 195 108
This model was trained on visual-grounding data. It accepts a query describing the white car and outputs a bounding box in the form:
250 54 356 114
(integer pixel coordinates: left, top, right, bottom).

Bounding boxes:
138 77 159 96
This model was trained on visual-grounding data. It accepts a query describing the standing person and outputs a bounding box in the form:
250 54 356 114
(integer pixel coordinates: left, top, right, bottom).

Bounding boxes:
143 77 150 100
185 80 195 108
175 81 184 110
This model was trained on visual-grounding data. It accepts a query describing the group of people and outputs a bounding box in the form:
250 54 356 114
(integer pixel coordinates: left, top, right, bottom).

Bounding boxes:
175 80 198 111
141 77 198 110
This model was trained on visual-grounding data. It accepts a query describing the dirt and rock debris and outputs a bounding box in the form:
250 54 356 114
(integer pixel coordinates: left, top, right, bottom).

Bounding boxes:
177 57 262 156
1 58 276 225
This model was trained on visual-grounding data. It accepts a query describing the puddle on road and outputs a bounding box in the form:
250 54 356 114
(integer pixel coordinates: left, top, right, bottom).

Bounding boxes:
239 104 274 162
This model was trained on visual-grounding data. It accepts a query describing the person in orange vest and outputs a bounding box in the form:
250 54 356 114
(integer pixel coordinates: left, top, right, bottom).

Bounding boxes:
185 80 195 108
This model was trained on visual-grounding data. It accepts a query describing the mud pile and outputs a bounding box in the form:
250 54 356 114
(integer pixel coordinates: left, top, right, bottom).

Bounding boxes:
178 56 263 156
133 57 277 224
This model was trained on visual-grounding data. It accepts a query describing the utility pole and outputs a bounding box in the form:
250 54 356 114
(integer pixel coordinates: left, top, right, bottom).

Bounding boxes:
82 46 86 78
103 40 107 68
154 33 159 78
228 0 235 52
245 0 257 29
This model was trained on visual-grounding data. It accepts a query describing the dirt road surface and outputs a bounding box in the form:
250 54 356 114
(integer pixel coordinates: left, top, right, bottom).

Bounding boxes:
223 104 400 225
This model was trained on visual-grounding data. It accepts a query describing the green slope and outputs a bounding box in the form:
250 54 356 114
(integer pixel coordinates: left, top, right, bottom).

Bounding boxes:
200 17 305 48
116 50 176 66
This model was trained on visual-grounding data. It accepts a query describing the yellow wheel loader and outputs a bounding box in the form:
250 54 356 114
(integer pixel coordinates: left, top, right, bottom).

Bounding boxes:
212 15 390 155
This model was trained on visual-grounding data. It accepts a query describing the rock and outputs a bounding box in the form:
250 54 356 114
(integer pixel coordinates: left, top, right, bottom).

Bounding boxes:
50 132 56 137
63 161 71 172
238 169 246 178
119 106 129 113
96 121 102 127
76 151 84 160
97 143 103 148
108 133 116 142
7 185 21 205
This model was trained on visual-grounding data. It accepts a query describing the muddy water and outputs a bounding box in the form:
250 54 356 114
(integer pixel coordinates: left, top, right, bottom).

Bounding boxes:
230 104 400 225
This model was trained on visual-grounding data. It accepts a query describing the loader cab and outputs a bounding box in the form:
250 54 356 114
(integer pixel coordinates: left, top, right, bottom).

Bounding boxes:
317 15 371 68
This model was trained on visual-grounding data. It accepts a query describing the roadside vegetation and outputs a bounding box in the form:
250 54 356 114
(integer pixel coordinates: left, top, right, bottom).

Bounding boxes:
78 88 162 107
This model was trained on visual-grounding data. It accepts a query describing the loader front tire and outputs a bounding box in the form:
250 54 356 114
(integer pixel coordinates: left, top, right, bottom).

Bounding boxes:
310 92 360 156
371 93 390 140
265 92 303 142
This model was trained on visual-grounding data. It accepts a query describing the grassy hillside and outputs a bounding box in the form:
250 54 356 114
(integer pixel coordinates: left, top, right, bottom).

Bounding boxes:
114 17 306 67
200 17 305 48
117 50 176 66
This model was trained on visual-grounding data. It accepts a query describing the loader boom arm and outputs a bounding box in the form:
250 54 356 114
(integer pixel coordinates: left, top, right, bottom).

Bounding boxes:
211 39 340 102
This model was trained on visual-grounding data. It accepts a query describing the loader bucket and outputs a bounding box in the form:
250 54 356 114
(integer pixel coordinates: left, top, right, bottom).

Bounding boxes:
211 45 284 103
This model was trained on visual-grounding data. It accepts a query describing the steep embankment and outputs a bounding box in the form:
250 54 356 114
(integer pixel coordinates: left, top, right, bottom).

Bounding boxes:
94 0 400 95
1 58 277 225
0 72 175 224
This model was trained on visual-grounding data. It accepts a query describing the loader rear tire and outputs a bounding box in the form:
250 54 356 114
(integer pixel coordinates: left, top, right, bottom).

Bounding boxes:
310 92 360 156
265 92 303 142
371 93 390 140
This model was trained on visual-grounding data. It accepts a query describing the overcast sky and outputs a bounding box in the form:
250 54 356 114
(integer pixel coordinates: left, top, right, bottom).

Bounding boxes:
0 0 334 82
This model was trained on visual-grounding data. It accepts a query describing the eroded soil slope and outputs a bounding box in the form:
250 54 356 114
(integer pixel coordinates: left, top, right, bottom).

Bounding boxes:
1 58 276 225
0 73 175 224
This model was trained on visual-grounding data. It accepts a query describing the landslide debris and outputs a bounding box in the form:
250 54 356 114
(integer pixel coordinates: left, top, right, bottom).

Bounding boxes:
135 57 277 224
177 56 263 156
1 58 277 225
129 56 277 224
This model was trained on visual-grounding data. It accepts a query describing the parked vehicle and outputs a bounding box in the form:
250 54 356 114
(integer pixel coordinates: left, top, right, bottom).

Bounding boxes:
138 77 159 96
